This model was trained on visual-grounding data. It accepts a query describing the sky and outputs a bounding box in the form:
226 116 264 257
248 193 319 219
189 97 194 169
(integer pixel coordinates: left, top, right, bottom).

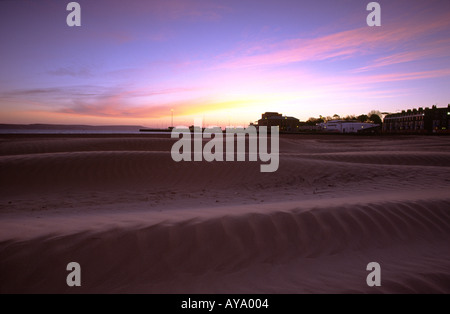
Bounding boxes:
0 0 449 127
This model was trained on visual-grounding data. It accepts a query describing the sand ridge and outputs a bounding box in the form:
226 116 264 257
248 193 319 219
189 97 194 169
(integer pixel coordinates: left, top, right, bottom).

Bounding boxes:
0 134 449 293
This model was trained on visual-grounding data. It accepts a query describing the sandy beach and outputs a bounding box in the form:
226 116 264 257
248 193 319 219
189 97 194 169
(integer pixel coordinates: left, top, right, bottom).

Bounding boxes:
1 134 449 293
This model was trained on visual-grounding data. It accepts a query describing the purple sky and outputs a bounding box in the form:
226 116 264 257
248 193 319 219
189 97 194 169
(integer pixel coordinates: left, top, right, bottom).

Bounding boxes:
1 0 449 127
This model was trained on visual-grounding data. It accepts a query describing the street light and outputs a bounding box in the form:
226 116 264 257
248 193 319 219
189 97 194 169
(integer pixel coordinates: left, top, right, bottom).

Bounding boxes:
171 109 174 128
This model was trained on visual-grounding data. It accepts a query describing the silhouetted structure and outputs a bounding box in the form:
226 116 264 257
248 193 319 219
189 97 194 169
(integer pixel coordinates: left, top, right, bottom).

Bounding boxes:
383 105 450 134
258 112 300 132
318 120 380 133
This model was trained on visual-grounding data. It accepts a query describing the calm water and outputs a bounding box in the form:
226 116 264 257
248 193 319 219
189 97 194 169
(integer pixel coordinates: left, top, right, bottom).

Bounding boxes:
0 129 170 135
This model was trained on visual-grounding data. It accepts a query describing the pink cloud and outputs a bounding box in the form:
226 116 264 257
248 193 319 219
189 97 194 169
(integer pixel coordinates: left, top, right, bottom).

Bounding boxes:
364 69 450 84
56 97 236 120
55 85 207 119
354 35 450 72
308 67 450 93
215 10 450 70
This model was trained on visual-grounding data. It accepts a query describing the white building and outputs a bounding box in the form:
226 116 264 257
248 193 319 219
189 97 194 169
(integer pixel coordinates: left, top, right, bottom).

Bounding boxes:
318 120 379 133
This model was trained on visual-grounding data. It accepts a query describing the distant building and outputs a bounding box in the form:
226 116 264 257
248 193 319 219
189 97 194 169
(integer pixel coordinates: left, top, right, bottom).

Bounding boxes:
318 120 379 133
258 112 300 132
383 105 450 134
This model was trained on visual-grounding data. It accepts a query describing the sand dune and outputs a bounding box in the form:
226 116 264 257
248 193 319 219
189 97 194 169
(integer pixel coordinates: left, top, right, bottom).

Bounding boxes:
1 194 449 293
1 135 449 293
298 151 450 167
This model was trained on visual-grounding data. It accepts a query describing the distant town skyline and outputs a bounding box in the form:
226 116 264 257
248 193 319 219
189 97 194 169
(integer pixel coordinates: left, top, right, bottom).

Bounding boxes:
1 0 449 128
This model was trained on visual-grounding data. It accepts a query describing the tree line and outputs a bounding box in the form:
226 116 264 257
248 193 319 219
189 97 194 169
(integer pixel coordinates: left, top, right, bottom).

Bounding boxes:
305 110 383 126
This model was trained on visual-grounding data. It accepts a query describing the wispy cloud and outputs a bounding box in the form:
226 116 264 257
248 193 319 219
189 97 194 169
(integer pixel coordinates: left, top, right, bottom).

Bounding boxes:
364 69 450 84
0 86 105 100
354 39 450 72
56 96 254 120
215 9 450 70
50 85 204 118
1 88 62 96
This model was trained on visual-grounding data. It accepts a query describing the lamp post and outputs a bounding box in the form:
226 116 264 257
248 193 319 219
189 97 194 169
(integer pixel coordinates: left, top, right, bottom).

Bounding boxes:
171 109 174 128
